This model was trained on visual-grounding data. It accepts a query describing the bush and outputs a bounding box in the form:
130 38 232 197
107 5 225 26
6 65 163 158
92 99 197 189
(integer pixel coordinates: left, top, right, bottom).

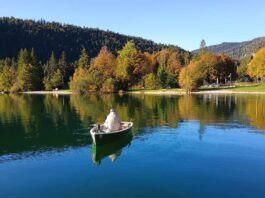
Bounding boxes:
69 76 90 94
100 78 117 93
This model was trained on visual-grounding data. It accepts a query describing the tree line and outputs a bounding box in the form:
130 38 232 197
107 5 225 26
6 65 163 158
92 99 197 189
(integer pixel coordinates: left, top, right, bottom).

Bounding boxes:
69 41 191 93
0 48 75 92
0 40 190 92
1 40 264 93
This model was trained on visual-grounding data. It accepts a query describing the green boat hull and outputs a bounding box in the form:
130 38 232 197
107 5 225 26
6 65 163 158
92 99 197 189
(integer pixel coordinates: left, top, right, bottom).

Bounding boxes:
91 128 132 146
91 132 133 164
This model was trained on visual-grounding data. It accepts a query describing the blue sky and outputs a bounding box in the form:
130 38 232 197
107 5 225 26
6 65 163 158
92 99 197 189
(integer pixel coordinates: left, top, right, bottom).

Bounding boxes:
1 0 265 50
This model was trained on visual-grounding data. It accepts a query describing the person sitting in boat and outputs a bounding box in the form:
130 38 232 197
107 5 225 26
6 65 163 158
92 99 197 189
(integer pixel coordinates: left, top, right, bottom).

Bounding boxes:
104 109 121 132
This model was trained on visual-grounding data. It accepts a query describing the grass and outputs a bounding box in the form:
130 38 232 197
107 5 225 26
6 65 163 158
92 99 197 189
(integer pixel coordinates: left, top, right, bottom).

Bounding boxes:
198 83 265 92
227 83 265 92
128 83 265 94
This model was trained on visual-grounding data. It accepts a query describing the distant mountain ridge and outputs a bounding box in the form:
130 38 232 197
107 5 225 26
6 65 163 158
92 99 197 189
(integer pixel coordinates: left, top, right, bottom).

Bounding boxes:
195 37 265 60
0 17 185 62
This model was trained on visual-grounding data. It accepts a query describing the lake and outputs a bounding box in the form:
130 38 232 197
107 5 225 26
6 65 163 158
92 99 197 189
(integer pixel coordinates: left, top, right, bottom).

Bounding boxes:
0 93 265 198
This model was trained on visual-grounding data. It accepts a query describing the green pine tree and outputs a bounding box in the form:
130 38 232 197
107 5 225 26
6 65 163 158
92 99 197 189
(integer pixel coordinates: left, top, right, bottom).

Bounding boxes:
30 48 43 90
18 63 34 91
17 49 30 72
157 62 167 88
77 48 89 68
50 69 63 89
43 52 59 90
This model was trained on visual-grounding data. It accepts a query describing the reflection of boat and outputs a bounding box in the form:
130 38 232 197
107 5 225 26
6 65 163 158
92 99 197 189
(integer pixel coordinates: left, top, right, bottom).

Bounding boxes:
91 132 133 165
90 122 133 145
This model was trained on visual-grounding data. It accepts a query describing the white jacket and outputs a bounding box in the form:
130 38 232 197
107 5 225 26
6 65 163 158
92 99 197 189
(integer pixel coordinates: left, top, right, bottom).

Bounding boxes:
104 112 121 132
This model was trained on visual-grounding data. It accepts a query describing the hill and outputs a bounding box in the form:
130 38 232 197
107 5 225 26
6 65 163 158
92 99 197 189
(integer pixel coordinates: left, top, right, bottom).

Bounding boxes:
0 17 185 62
194 37 265 60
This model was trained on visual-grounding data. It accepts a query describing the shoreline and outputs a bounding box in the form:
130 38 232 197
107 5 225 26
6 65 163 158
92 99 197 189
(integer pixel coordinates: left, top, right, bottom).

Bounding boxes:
128 89 265 95
21 90 74 95
1 89 265 95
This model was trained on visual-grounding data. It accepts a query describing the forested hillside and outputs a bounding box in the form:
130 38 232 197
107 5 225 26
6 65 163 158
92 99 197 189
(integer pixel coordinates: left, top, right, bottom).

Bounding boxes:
195 37 265 60
0 17 184 62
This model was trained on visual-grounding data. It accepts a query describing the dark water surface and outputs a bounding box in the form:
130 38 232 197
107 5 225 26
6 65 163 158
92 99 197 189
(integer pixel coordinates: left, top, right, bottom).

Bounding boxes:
0 94 265 198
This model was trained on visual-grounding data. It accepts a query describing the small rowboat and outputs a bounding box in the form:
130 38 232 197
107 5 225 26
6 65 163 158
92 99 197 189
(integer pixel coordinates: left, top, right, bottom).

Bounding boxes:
90 122 133 145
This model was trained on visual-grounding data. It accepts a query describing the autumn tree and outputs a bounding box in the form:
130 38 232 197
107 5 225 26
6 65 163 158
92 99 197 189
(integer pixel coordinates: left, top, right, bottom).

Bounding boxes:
69 67 89 94
116 41 140 89
179 61 206 92
70 46 117 93
101 78 116 93
90 46 116 78
247 47 265 81
237 57 251 81
0 62 17 92
155 48 184 87
179 52 236 92
89 46 117 92
142 52 157 74
166 51 183 87
195 53 236 83
69 49 90 93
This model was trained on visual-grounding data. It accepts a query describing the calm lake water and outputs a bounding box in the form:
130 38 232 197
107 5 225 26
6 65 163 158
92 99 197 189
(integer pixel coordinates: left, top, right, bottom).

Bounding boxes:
1 94 265 198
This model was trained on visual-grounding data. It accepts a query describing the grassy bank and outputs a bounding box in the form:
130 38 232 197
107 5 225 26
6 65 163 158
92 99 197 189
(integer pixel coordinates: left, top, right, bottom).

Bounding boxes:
1 83 264 95
227 83 265 92
128 83 265 94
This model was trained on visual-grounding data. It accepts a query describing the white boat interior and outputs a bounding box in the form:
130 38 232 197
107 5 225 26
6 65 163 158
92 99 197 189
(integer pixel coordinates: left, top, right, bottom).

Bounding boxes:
90 122 133 135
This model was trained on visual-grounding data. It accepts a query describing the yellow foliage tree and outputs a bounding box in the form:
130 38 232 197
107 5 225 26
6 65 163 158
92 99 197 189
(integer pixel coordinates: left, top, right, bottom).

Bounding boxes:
179 61 206 92
116 41 140 89
248 47 265 80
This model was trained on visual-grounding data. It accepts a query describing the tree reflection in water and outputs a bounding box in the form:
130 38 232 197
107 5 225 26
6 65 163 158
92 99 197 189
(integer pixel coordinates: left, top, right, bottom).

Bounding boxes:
0 93 265 161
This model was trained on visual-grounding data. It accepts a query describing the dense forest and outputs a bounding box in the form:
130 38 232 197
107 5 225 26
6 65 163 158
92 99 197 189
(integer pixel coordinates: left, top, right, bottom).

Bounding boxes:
0 17 185 62
194 37 265 60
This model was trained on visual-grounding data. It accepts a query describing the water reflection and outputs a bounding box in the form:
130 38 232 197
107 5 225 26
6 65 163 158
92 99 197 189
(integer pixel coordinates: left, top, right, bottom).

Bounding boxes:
0 93 265 161
91 132 133 165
